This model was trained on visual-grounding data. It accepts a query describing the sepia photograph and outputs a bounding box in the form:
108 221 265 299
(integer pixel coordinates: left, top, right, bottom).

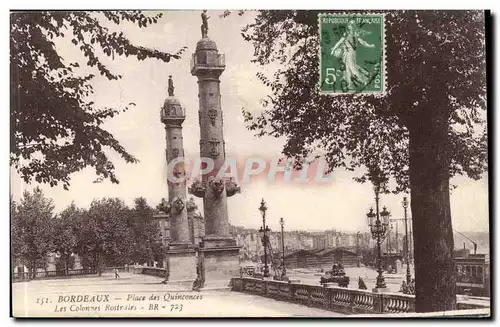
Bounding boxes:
9 8 490 318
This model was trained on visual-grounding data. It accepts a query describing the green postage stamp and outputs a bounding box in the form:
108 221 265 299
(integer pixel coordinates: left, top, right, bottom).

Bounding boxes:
318 13 386 95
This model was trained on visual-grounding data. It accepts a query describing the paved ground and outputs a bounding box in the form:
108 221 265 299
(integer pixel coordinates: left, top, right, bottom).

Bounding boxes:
12 273 344 317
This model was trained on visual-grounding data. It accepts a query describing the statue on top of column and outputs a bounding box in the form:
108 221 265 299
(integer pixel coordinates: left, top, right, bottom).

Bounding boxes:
201 10 210 38
168 75 175 96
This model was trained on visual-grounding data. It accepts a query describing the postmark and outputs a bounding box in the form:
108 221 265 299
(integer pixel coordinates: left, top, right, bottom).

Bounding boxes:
318 13 386 95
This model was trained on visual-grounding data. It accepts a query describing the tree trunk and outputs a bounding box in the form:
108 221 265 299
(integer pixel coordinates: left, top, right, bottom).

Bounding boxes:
30 261 35 279
96 253 103 276
408 106 456 312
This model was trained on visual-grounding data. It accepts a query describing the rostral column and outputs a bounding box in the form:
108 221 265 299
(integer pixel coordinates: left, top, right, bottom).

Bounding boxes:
189 10 240 285
160 76 197 286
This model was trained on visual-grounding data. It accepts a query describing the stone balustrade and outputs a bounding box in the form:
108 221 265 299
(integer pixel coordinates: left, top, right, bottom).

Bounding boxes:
231 277 437 314
231 277 489 315
232 277 409 314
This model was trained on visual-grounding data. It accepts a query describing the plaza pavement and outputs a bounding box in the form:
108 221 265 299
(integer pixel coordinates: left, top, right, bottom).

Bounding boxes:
12 273 345 317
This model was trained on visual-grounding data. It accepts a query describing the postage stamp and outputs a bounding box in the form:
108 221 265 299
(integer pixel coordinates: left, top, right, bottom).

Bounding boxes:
318 13 386 95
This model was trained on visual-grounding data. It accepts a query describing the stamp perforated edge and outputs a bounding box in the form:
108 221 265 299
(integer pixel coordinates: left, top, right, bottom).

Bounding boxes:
317 12 387 97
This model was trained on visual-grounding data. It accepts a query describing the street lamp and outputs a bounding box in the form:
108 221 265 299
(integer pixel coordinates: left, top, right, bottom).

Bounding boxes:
279 217 286 278
402 196 412 284
387 222 393 254
356 231 361 254
258 199 270 278
366 186 390 290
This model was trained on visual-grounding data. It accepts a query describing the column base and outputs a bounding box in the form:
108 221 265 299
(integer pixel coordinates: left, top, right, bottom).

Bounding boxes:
202 235 237 248
168 241 195 249
198 240 240 289
165 245 197 288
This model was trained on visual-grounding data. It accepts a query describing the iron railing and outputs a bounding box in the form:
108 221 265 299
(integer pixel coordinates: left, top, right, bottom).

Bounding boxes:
12 268 98 282
190 53 225 72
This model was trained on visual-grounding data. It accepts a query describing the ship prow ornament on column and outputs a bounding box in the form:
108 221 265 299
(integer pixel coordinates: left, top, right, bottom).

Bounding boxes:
160 75 197 288
189 10 241 288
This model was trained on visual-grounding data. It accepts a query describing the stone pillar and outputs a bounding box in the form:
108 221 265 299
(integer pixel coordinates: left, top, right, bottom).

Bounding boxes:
165 124 191 246
160 76 196 287
189 28 240 287
195 48 231 240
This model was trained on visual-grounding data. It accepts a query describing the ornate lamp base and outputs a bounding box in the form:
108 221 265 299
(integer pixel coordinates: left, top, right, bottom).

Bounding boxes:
375 268 387 289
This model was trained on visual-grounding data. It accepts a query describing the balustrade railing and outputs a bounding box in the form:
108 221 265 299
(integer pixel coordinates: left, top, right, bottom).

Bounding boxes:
230 277 489 315
231 277 413 314
383 293 414 313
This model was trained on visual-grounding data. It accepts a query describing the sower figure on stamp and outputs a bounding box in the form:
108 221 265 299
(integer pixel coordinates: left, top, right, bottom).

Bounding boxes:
201 10 210 38
330 20 375 89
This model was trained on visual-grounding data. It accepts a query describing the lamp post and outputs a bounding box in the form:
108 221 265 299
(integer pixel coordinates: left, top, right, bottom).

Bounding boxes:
356 231 361 254
258 199 270 278
402 196 412 284
366 186 390 290
385 220 394 254
279 217 286 278
395 219 399 256
409 224 413 263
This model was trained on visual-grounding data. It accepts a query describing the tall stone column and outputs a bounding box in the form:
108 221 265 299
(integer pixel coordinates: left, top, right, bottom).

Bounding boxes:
160 76 196 286
189 13 241 287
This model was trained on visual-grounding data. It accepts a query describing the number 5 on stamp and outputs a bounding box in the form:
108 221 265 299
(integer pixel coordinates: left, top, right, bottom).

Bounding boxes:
318 13 386 95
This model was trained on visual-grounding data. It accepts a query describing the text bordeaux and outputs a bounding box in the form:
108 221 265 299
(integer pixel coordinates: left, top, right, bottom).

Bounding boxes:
58 294 110 303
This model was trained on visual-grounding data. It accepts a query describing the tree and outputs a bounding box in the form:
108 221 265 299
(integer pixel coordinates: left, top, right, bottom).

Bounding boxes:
74 198 131 273
11 187 55 278
11 196 21 261
10 11 186 189
128 197 162 265
240 10 487 312
55 255 76 274
52 202 80 275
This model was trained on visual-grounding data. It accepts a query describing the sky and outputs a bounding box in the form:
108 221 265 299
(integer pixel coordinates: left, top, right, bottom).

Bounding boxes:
10 10 489 234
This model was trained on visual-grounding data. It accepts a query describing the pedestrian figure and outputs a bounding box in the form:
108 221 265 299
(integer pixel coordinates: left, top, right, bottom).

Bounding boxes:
192 276 201 291
332 263 338 275
408 278 415 295
358 276 367 290
400 281 408 293
192 264 202 291
338 263 345 275
114 268 120 279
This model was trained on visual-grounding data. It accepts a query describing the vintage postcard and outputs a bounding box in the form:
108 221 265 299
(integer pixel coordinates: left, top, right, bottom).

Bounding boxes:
10 10 490 318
